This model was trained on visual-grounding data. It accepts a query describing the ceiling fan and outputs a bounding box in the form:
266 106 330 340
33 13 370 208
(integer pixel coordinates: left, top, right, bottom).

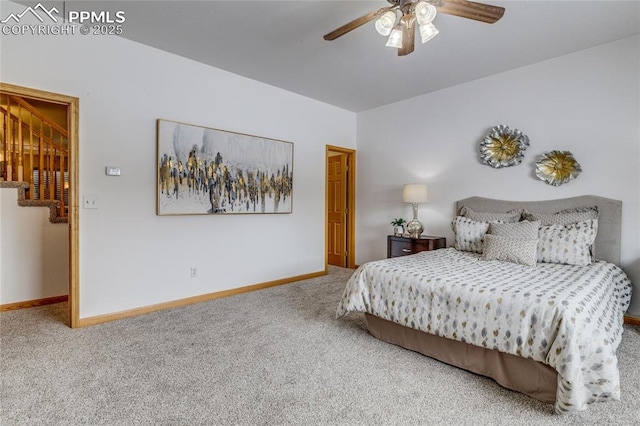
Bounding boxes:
323 0 505 56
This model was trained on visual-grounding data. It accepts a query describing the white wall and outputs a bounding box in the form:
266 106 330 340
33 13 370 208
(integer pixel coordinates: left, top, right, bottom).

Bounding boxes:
356 35 640 317
0 2 356 318
0 189 69 304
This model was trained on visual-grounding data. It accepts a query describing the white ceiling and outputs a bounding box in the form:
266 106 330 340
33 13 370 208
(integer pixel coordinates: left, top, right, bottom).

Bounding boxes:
28 1 640 112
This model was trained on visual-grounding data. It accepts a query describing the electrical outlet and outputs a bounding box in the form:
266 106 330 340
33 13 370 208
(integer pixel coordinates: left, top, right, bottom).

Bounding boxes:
190 267 198 278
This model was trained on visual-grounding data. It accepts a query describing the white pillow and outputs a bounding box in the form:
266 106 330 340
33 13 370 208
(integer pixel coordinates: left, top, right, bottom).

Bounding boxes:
537 219 598 266
489 220 540 240
459 206 522 223
451 216 490 254
522 206 598 226
482 234 538 267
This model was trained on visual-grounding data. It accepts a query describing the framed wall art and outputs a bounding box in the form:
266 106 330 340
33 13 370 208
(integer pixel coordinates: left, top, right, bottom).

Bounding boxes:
157 119 293 215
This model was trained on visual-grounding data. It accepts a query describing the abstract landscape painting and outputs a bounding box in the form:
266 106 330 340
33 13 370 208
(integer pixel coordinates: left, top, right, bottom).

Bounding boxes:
157 119 293 215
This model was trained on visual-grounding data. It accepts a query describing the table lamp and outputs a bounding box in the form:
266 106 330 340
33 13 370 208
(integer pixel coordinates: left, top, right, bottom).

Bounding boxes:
402 183 428 239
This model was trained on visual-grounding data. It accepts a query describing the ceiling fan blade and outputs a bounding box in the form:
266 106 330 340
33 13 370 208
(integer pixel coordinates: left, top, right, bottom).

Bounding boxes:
398 15 416 56
323 6 394 41
437 0 505 24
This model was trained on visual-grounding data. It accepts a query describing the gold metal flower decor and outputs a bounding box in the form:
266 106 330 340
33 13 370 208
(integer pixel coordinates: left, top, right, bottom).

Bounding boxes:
480 125 529 168
535 150 582 186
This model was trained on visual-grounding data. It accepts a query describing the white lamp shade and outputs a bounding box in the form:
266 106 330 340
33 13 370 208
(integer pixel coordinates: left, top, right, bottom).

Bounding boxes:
402 184 428 203
385 26 403 48
375 11 397 36
419 23 439 43
415 1 437 25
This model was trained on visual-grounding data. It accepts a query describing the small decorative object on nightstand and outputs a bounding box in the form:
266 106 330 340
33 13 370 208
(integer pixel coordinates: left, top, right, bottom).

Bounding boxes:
387 235 446 258
390 218 407 236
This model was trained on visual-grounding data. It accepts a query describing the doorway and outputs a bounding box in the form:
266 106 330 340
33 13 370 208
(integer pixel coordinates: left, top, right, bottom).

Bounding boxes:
326 145 356 269
0 82 79 327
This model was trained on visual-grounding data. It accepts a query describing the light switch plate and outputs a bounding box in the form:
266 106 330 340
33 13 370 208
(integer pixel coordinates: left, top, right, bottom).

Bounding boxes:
83 196 98 209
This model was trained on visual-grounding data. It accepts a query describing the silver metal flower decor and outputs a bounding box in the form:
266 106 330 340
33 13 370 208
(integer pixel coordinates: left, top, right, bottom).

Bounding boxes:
480 125 530 168
535 150 582 186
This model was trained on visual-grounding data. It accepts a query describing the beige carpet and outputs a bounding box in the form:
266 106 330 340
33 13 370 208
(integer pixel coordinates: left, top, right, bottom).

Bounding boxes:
1 266 639 425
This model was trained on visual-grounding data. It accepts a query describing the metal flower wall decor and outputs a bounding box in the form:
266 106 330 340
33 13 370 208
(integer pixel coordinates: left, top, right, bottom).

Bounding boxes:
480 125 530 168
535 150 582 186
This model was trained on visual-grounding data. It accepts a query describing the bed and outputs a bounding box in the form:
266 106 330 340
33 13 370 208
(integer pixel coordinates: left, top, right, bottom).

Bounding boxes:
337 196 632 413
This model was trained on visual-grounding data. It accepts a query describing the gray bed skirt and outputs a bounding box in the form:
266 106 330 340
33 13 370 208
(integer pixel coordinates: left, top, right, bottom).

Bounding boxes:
365 313 558 403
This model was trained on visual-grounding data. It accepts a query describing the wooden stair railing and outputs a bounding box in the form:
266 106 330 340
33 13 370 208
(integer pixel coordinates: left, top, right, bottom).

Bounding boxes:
0 94 69 220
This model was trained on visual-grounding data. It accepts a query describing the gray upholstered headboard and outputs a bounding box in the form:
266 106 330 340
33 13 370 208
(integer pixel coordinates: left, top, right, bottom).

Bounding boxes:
455 195 622 265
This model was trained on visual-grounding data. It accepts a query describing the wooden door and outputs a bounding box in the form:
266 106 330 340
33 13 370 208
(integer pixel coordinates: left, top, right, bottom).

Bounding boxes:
327 154 347 267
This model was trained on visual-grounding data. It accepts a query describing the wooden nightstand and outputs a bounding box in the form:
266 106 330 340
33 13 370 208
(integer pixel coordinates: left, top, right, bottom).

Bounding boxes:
387 235 447 258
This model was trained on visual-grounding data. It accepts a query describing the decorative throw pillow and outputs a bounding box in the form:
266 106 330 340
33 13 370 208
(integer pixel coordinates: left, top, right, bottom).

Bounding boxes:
459 206 522 223
482 234 538 267
537 219 598 266
522 206 599 226
451 216 490 253
489 220 540 240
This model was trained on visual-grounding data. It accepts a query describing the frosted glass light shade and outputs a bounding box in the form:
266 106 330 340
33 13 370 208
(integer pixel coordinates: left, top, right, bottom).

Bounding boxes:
402 184 428 203
419 23 439 43
386 26 403 48
415 1 437 25
375 11 397 36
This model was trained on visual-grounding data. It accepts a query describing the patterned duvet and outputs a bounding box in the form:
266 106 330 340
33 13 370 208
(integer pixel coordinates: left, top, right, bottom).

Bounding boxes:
337 248 632 413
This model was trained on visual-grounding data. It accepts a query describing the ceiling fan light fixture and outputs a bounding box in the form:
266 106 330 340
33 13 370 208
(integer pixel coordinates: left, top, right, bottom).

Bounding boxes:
322 0 505 56
415 1 437 25
385 25 403 48
419 22 439 43
375 10 397 36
